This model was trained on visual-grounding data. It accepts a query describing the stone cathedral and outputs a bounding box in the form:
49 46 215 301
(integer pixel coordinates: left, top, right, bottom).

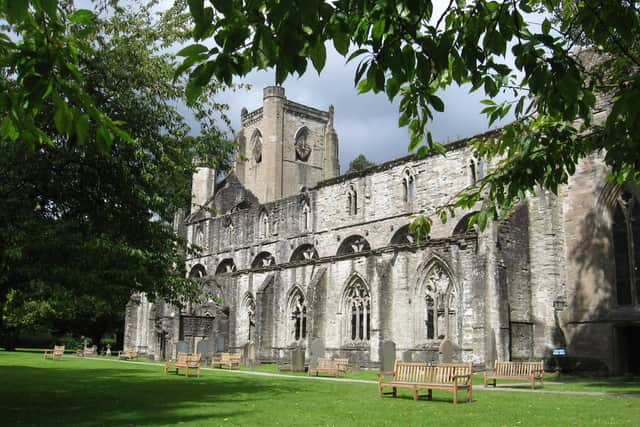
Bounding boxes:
124 86 640 375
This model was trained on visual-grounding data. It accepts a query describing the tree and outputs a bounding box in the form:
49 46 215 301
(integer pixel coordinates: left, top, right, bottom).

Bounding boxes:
178 0 640 239
347 154 376 173
0 2 235 348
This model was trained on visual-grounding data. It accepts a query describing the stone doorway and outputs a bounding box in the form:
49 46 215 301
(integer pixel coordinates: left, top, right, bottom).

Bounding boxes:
616 325 640 375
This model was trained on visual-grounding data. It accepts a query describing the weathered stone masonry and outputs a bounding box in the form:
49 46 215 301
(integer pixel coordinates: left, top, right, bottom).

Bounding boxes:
125 87 640 374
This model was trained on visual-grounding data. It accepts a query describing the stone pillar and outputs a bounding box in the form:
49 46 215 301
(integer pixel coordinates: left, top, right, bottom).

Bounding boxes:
262 86 285 202
324 105 340 178
191 162 216 212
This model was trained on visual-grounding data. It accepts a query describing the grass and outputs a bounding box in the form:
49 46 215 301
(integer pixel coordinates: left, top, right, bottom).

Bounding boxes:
1 351 639 426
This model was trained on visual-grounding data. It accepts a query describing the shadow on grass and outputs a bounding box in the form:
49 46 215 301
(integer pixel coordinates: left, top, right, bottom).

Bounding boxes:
0 362 299 427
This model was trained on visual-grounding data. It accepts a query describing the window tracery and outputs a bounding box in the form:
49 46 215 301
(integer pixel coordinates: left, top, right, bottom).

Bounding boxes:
422 263 458 341
344 277 371 342
613 189 640 305
288 289 307 341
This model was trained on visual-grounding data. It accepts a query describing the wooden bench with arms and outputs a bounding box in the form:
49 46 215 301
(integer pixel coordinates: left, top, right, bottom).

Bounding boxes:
76 345 97 357
118 350 139 360
164 352 202 377
211 352 241 369
484 360 544 389
43 345 65 360
378 361 473 404
308 357 350 377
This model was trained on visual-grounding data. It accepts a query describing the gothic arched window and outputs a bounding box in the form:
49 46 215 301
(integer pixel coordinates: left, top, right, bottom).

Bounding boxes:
251 129 263 163
294 127 312 162
242 293 256 342
402 168 416 203
288 288 307 341
421 263 458 341
194 225 205 248
301 200 311 232
347 185 358 215
613 189 640 305
344 277 371 342
258 210 269 238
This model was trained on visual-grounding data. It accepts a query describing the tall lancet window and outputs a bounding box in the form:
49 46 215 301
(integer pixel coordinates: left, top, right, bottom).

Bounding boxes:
613 188 640 306
347 185 358 215
301 200 311 232
344 277 371 342
289 289 307 341
422 263 458 341
258 210 269 238
402 168 416 203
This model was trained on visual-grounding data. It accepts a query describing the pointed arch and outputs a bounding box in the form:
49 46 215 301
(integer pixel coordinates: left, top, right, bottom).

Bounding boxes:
287 285 308 342
402 167 416 203
240 292 256 343
294 126 312 162
347 185 358 215
251 251 276 269
612 185 640 305
337 235 371 256
258 208 270 239
416 257 460 342
300 197 311 232
341 272 371 342
251 129 263 163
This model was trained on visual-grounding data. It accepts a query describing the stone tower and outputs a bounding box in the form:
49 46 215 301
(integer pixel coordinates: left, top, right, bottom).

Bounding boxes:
191 160 216 212
234 86 340 203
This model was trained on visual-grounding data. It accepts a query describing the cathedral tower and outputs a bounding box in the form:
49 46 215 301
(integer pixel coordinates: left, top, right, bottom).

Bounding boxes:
235 86 340 203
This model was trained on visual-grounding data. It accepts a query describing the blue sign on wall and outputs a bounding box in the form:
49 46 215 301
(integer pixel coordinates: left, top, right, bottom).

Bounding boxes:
552 348 567 357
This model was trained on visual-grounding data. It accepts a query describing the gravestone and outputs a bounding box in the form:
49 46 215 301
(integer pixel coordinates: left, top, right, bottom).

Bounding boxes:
380 340 396 372
309 338 325 369
196 338 214 361
401 350 413 362
290 347 305 372
214 335 225 353
439 339 453 363
243 341 257 369
175 340 189 355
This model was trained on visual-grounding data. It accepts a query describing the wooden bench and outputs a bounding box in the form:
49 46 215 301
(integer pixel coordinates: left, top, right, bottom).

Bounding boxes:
308 357 349 377
164 352 201 377
76 346 97 357
484 360 544 389
118 350 139 360
43 345 65 360
378 361 473 404
211 352 241 369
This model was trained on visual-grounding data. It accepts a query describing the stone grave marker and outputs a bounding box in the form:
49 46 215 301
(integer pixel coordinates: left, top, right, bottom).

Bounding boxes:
175 340 189 356
291 347 306 372
401 350 413 362
309 338 325 369
381 340 396 372
438 339 453 363
243 341 257 369
214 335 225 353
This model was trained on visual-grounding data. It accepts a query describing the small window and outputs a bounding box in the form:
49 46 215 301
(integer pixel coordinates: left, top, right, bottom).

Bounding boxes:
402 169 416 203
289 289 307 341
301 201 311 232
347 185 358 215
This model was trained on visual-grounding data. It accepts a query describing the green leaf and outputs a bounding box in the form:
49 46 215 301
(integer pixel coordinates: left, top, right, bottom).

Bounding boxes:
176 44 209 57
211 0 233 14
75 114 89 145
6 0 29 23
40 0 58 17
309 40 326 73
386 77 400 101
96 126 113 152
0 116 19 141
429 94 445 112
68 9 95 25
542 19 551 35
333 32 350 56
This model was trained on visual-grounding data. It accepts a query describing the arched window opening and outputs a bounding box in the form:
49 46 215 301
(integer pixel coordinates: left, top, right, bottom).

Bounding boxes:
337 235 371 256
288 289 307 341
347 185 358 215
251 251 276 269
469 160 477 184
613 189 640 305
390 224 415 245
452 212 479 236
224 218 234 245
215 258 236 275
258 210 269 238
194 225 205 248
242 293 256 342
344 277 371 342
290 244 319 263
294 127 312 162
251 129 263 163
188 264 207 279
402 169 416 203
301 201 311 232
421 263 458 341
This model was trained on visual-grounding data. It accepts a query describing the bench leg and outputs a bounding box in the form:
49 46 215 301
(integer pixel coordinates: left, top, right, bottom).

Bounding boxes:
412 387 419 401
468 386 473 402
427 389 432 401
392 387 397 397
453 385 458 404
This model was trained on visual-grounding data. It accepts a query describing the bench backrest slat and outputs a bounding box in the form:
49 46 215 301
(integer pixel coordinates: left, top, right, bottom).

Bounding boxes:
495 361 543 376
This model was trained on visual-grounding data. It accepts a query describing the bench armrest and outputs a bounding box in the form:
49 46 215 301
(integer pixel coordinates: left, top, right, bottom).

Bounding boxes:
377 371 394 379
451 374 472 384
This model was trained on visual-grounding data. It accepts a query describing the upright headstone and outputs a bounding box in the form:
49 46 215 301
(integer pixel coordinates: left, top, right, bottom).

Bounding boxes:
401 350 413 362
309 338 325 369
438 339 453 363
175 340 189 356
214 335 225 353
380 340 396 372
247 341 256 369
290 347 305 372
196 338 210 357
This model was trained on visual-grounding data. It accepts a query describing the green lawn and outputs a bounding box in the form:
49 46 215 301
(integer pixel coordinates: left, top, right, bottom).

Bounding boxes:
1 351 639 426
